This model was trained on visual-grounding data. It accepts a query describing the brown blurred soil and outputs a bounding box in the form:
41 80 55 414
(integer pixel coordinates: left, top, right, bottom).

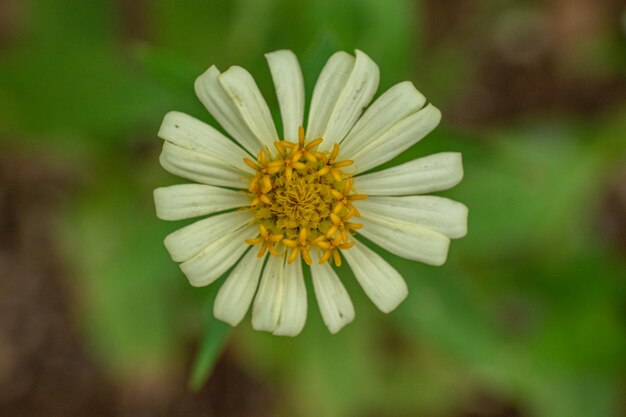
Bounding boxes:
0 150 275 417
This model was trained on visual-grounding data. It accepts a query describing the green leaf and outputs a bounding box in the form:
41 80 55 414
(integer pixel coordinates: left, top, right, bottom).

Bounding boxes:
188 307 232 391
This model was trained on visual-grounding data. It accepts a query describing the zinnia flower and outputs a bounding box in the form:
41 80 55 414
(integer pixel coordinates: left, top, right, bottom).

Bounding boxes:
154 50 467 335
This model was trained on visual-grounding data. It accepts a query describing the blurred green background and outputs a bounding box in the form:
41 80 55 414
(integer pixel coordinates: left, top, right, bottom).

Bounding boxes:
1 0 625 416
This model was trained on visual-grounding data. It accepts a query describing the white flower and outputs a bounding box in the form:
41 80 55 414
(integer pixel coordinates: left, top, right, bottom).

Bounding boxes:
154 50 467 336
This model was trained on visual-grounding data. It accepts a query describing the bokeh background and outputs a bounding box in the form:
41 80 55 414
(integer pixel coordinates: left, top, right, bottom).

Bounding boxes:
1 0 625 416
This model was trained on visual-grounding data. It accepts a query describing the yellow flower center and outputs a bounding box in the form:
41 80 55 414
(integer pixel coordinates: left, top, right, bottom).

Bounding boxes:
244 127 366 266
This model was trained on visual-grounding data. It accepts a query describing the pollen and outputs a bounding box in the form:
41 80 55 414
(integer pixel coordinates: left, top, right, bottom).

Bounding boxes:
245 127 365 266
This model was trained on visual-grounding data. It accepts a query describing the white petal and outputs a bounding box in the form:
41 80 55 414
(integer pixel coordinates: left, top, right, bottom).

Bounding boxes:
306 51 355 140
219 66 278 149
357 196 468 239
163 210 251 262
265 50 305 141
310 259 355 334
252 255 285 332
159 142 247 189
342 240 408 313
214 249 266 326
340 81 426 159
158 111 249 170
180 224 257 287
273 260 307 336
321 50 380 149
351 103 442 172
195 66 261 155
354 152 464 196
357 216 450 266
154 184 249 221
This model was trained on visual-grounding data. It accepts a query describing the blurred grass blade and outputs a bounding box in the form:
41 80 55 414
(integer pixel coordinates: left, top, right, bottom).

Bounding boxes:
188 313 232 391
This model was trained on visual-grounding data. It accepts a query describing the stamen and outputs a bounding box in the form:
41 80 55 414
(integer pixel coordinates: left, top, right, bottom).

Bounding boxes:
314 236 353 267
244 158 260 171
274 141 284 156
244 127 367 265
298 126 306 146
333 160 353 168
246 224 284 257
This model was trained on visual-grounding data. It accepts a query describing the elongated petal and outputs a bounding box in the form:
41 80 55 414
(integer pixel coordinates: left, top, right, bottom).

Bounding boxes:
357 216 450 266
180 224 257 287
273 260 307 336
310 259 355 333
195 66 261 154
357 196 468 239
154 184 249 221
159 142 247 189
343 240 407 313
321 50 380 149
163 211 251 262
340 82 426 159
354 153 463 196
158 111 249 170
252 255 285 332
219 66 278 148
266 50 305 141
214 249 266 326
352 104 441 172
306 51 355 140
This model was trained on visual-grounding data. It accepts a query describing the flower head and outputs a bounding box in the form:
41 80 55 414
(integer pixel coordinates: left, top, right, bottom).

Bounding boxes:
154 50 467 335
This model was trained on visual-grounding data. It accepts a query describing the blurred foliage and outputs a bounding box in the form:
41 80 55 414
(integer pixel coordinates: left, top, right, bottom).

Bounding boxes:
1 0 625 416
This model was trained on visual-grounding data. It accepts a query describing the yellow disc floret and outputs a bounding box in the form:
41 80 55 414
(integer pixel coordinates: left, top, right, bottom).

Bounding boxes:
245 127 365 266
